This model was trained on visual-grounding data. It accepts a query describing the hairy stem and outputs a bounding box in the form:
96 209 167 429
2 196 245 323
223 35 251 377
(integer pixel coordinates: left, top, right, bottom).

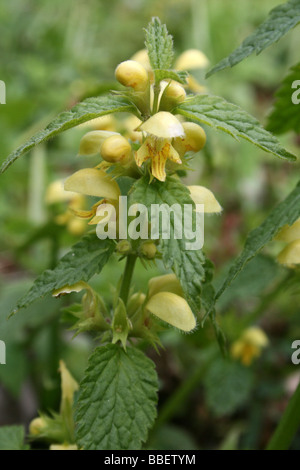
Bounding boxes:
119 255 137 306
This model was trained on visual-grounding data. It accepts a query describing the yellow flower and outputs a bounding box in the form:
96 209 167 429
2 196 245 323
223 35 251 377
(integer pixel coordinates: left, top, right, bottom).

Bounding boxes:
135 111 184 181
277 240 300 268
45 180 86 236
64 168 120 224
188 185 222 214
145 291 196 332
101 134 132 165
175 49 209 71
276 218 300 243
144 274 195 332
231 327 269 366
173 122 206 156
78 130 118 156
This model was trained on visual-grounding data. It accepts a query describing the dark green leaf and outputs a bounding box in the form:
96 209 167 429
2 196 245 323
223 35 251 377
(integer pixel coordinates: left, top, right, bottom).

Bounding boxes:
207 0 300 77
144 17 174 70
175 95 297 162
75 344 158 450
10 235 115 314
267 62 300 134
154 69 188 85
204 359 254 416
129 176 206 314
1 96 135 173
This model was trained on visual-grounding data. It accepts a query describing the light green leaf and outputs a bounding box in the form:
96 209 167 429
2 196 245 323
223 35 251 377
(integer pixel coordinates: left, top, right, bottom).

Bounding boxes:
145 17 174 71
216 180 300 302
175 95 297 162
129 176 206 314
207 0 300 77
74 344 158 450
1 96 135 173
10 235 115 314
0 426 29 450
204 359 254 416
154 69 188 85
267 62 300 134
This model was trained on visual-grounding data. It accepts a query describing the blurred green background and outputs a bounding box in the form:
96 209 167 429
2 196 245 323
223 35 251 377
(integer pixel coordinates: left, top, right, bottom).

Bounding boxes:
1 0 300 450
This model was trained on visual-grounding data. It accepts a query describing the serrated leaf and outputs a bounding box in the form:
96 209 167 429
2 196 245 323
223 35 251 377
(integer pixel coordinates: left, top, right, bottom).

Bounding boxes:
129 176 206 314
207 0 300 77
74 344 158 450
10 235 115 314
204 359 254 416
1 96 135 173
267 62 300 134
154 69 188 85
145 17 174 71
216 180 300 302
175 95 297 162
0 426 28 450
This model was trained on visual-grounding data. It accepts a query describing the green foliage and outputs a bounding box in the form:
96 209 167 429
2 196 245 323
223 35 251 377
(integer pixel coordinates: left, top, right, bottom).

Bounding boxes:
175 95 297 162
0 426 28 450
129 176 206 314
10 235 115 314
75 344 158 450
204 359 254 416
0 96 135 173
153 69 188 85
145 17 174 71
267 62 300 134
207 0 300 77
216 180 300 302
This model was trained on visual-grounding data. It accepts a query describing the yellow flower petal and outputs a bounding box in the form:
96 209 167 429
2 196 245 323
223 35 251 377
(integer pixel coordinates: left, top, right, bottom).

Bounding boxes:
175 49 209 71
277 240 300 267
64 168 120 201
130 49 151 71
242 327 269 348
188 186 222 213
145 292 196 332
275 218 300 243
140 112 184 139
148 273 184 298
45 180 77 204
78 131 118 156
59 360 79 407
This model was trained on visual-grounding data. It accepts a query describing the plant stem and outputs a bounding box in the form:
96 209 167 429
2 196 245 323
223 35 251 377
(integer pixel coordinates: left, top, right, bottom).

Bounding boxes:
266 379 300 450
152 84 160 115
119 255 137 306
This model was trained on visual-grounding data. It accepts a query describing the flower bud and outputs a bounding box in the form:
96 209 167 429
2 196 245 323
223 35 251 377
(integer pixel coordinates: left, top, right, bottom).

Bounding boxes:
173 122 206 156
148 273 183 298
160 81 186 111
139 241 157 259
175 49 209 71
127 292 146 317
231 327 268 366
78 130 118 156
29 417 47 436
145 292 196 332
130 49 151 71
188 185 222 214
115 60 149 91
112 299 132 349
277 240 300 267
101 135 132 164
50 444 78 451
116 240 132 255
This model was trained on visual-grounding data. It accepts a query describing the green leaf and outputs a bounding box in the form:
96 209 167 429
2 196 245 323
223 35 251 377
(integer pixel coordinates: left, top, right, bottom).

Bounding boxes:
0 426 29 450
145 17 174 71
204 359 254 416
207 0 300 77
267 62 300 134
10 235 115 314
1 95 135 173
154 69 188 85
129 176 206 314
216 180 300 302
74 344 158 450
175 95 297 162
